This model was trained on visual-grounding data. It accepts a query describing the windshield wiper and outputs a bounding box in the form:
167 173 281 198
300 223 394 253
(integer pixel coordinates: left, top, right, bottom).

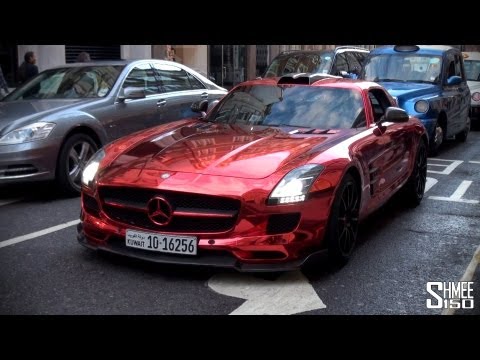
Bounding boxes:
374 78 403 82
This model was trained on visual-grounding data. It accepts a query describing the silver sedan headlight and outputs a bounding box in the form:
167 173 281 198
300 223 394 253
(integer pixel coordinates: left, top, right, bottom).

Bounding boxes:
0 122 56 145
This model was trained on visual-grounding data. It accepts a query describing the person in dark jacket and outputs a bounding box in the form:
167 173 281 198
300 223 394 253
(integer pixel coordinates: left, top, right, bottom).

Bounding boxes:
18 51 39 84
0 65 9 97
76 52 91 62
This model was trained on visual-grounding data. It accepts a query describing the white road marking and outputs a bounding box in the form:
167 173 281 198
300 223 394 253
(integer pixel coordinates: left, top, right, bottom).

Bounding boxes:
425 177 438 193
427 159 463 175
208 270 326 315
429 180 479 204
0 219 80 249
443 244 480 315
468 161 480 164
0 198 22 207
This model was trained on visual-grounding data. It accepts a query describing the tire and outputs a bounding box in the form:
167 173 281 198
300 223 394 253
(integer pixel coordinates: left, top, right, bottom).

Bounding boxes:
56 133 98 195
429 120 444 156
403 140 427 207
326 173 360 264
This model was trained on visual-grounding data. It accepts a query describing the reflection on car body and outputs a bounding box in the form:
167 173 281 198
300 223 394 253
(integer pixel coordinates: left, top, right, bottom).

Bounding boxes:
78 74 428 272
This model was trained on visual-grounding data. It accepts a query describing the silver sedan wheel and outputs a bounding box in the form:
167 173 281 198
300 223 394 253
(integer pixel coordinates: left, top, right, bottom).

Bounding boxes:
67 140 95 188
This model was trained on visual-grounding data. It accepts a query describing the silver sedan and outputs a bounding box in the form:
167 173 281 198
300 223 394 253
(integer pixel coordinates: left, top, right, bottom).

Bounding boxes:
0 59 227 193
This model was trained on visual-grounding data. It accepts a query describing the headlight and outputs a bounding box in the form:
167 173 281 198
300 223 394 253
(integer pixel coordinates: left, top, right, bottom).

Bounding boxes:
0 122 56 145
81 149 105 188
414 100 429 113
472 92 480 102
268 164 324 205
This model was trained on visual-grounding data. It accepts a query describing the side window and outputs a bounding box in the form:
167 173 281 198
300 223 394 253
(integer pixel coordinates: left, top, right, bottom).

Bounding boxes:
332 53 348 75
153 63 193 92
186 72 206 90
122 64 160 95
368 89 392 123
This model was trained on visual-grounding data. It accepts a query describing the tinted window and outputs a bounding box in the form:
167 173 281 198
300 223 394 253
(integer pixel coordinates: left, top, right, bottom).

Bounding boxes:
332 53 348 75
264 52 333 77
368 89 392 123
123 64 160 95
187 72 206 89
208 85 364 129
5 65 125 100
345 52 363 73
153 63 195 92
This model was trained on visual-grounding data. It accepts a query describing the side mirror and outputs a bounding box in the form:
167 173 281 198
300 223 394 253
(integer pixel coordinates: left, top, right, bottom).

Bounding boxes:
383 107 409 123
191 99 209 113
446 75 462 86
118 87 146 102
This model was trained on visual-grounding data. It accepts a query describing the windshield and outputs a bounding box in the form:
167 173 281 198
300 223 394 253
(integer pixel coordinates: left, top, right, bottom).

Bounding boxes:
4 65 125 101
465 60 480 81
264 52 334 78
207 84 364 129
363 54 442 84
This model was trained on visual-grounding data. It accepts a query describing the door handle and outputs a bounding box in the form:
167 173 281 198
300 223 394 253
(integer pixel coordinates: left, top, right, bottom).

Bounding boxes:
157 99 167 107
201 92 209 99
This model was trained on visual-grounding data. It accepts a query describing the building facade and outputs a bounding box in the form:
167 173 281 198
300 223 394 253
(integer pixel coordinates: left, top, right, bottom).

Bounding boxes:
1 44 478 90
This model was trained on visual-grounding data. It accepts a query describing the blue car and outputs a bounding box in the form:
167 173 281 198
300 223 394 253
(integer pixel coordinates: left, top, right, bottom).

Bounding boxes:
361 45 471 154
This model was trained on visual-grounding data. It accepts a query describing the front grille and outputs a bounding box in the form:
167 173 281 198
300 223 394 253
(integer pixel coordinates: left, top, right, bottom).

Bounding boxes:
267 213 301 235
99 187 241 233
0 165 38 177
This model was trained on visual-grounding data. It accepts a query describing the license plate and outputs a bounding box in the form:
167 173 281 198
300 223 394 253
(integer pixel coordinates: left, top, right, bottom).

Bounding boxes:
126 229 197 255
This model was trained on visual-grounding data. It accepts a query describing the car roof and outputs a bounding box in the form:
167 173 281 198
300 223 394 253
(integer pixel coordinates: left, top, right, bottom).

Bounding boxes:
275 46 369 57
370 45 457 56
238 77 379 91
48 59 183 69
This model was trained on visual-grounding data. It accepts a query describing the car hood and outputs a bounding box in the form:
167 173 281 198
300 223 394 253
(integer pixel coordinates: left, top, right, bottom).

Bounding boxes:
104 122 349 180
379 82 438 102
0 99 92 133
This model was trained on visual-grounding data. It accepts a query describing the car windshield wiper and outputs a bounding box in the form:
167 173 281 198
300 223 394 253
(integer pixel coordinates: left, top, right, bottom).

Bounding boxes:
405 80 435 84
374 78 403 82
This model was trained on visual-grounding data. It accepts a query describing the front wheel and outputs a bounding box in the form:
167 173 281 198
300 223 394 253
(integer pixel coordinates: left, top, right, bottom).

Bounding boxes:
56 134 98 195
326 173 360 264
402 140 427 207
429 121 444 156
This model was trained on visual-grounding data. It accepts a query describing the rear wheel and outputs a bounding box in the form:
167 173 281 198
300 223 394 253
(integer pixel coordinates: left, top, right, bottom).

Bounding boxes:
326 173 360 264
56 134 98 195
403 140 427 207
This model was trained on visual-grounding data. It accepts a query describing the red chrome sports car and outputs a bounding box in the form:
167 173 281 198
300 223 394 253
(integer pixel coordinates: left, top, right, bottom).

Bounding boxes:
77 74 428 271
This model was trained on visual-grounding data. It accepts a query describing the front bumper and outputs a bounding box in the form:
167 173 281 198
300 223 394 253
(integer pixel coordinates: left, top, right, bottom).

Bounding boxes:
77 222 323 272
77 189 333 272
0 138 60 183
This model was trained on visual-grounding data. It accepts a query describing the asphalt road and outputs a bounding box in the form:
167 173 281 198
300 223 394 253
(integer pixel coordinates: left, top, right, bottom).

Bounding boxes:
1 131 479 315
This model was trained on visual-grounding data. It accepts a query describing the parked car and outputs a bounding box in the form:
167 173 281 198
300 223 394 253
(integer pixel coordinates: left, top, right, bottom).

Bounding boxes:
0 59 227 193
263 46 369 79
361 45 471 154
77 74 428 272
462 51 480 123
